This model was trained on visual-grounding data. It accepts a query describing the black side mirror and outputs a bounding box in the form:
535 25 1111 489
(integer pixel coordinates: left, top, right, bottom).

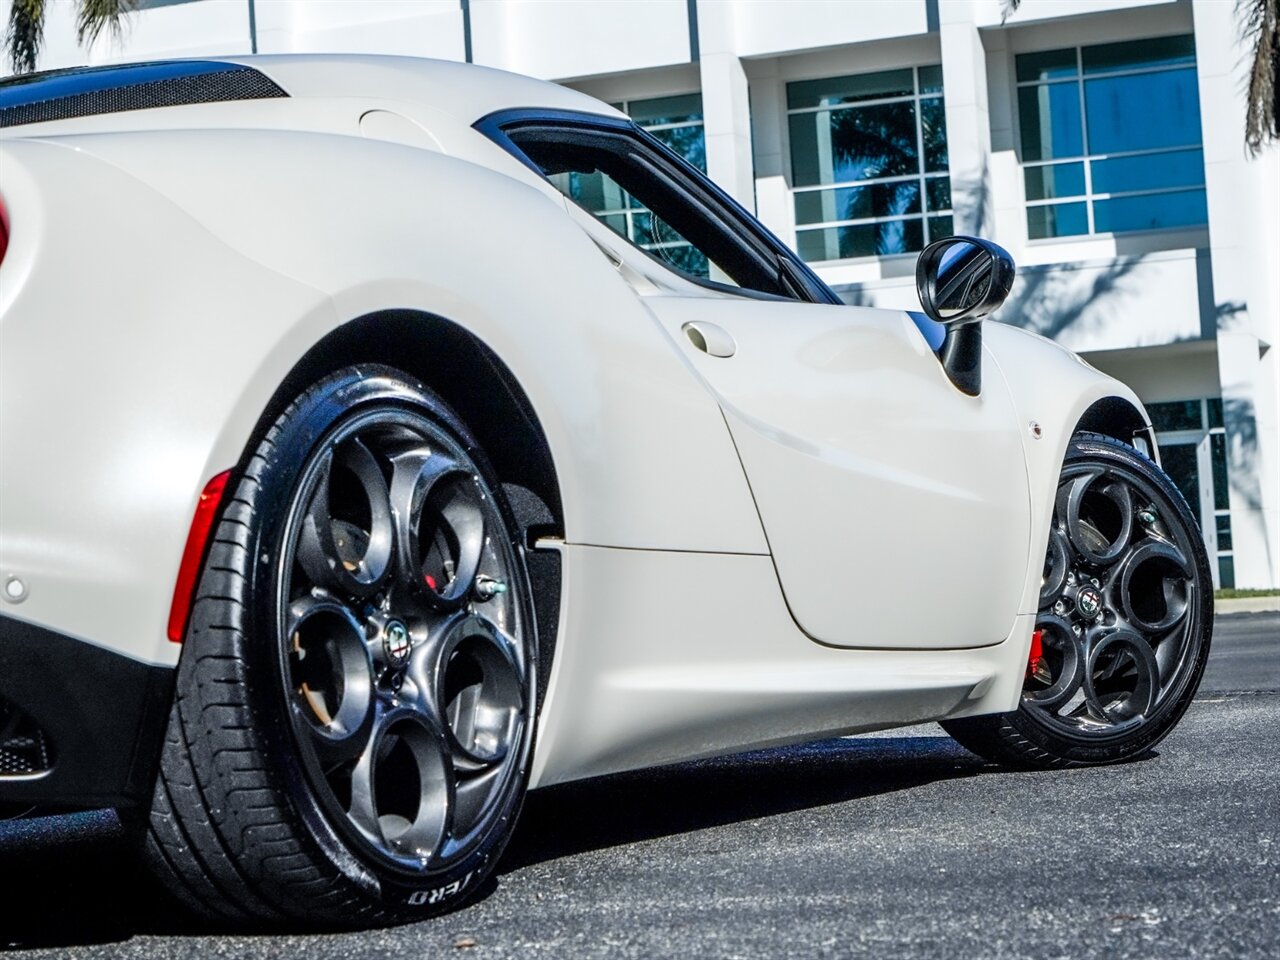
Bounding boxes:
915 236 1016 396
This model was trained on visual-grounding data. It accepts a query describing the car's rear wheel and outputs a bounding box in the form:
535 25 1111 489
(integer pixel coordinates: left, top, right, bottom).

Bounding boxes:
942 432 1213 768
144 365 536 927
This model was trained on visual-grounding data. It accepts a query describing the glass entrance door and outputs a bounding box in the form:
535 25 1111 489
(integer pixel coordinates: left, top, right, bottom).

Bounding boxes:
1149 398 1233 589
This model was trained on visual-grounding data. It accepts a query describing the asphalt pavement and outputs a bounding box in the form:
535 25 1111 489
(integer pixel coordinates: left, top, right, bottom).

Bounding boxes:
3 612 1277 958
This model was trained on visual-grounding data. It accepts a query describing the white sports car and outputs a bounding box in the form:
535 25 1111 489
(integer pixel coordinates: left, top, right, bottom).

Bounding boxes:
0 55 1211 927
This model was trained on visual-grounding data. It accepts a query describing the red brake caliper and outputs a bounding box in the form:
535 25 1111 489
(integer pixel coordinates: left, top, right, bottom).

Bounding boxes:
1025 628 1045 680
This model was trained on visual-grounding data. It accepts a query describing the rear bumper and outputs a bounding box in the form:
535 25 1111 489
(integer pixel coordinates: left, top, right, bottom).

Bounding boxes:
0 614 173 810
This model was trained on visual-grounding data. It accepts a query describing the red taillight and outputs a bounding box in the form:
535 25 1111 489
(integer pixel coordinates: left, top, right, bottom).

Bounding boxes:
0 198 9 266
167 470 233 643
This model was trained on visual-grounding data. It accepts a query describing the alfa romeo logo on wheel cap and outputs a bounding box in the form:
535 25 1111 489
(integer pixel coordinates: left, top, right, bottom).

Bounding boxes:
1076 587 1103 620
383 620 412 664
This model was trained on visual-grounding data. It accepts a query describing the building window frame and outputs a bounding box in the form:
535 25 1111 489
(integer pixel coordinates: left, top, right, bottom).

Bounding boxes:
784 64 952 264
1014 36 1207 242
1149 397 1233 589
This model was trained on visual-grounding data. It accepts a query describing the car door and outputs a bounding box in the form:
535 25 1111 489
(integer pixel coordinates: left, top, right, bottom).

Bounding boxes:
482 110 1031 650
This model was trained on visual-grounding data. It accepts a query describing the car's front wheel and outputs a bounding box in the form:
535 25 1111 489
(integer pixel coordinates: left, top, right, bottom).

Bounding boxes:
144 365 536 927
943 432 1213 768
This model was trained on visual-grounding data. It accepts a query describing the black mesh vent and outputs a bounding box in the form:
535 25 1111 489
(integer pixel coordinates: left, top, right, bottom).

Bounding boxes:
0 697 51 777
0 61 287 128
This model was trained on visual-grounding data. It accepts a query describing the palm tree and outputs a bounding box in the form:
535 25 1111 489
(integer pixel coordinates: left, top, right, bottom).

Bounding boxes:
1239 0 1279 153
1006 0 1277 154
6 0 135 75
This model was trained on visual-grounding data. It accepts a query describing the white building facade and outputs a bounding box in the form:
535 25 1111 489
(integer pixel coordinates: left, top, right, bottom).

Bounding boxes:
7 0 1278 588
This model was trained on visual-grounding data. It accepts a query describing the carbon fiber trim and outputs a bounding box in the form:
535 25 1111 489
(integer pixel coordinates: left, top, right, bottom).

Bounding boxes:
0 60 287 128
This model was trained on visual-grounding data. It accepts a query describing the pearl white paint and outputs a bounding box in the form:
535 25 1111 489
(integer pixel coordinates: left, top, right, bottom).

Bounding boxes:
0 54 1155 785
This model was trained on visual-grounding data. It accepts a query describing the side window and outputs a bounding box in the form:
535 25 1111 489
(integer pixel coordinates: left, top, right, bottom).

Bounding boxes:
549 165 716 280
501 123 792 298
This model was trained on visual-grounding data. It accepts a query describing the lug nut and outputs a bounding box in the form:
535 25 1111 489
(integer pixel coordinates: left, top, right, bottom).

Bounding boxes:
1138 508 1158 526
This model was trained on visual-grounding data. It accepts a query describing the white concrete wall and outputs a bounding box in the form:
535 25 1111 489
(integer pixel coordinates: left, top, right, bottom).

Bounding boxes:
1191 0 1280 588
256 0 465 60
471 0 690 80
726 0 930 58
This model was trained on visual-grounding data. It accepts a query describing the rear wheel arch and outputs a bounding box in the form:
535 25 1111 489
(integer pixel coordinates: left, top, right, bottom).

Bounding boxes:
248 310 563 535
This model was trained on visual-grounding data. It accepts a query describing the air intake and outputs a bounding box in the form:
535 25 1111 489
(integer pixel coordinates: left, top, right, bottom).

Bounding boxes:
0 59 287 129
0 697 52 777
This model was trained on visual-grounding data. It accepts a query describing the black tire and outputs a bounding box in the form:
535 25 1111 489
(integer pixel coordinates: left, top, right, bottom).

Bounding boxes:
143 365 538 927
942 431 1213 768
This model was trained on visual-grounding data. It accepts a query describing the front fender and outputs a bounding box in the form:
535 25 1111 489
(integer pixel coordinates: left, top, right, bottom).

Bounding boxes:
977 321 1151 711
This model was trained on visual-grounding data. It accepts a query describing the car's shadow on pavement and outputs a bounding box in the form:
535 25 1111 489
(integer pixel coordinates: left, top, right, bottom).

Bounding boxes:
1 733 987 950
500 733 985 873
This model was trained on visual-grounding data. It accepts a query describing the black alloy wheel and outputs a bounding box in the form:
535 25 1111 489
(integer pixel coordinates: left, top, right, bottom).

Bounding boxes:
144 366 537 926
943 432 1213 767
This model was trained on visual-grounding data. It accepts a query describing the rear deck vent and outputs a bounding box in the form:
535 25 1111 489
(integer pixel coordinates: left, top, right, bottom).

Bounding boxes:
0 60 287 129
0 697 52 777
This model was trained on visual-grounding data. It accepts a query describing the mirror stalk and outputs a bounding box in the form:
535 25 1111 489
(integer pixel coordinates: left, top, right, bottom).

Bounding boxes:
938 322 983 397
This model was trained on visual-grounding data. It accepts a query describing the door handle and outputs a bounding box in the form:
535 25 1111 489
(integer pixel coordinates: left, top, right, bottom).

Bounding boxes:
682 321 736 358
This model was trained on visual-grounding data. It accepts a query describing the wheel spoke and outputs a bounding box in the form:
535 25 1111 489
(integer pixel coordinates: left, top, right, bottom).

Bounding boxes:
1083 630 1159 724
1040 527 1071 608
285 596 375 765
348 704 454 865
1059 470 1134 567
297 438 394 597
389 447 486 607
1116 540 1193 633
430 616 525 771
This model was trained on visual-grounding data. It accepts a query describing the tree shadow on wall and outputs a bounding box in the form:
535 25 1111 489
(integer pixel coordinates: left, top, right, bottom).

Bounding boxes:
993 255 1143 343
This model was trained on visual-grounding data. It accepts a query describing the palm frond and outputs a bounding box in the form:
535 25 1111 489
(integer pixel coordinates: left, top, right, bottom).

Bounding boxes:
5 0 46 74
1240 0 1280 155
75 0 136 49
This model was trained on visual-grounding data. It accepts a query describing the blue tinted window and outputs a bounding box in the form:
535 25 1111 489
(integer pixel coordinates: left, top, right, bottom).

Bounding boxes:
796 219 925 261
789 101 919 186
1027 202 1088 239
1091 149 1204 193
1025 162 1086 201
1018 35 1205 238
925 176 951 212
788 66 950 260
1092 189 1207 232
1016 48 1078 83
787 69 914 109
626 93 702 127
795 181 921 225
1018 83 1083 161
1084 68 1202 153
1082 35 1195 74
